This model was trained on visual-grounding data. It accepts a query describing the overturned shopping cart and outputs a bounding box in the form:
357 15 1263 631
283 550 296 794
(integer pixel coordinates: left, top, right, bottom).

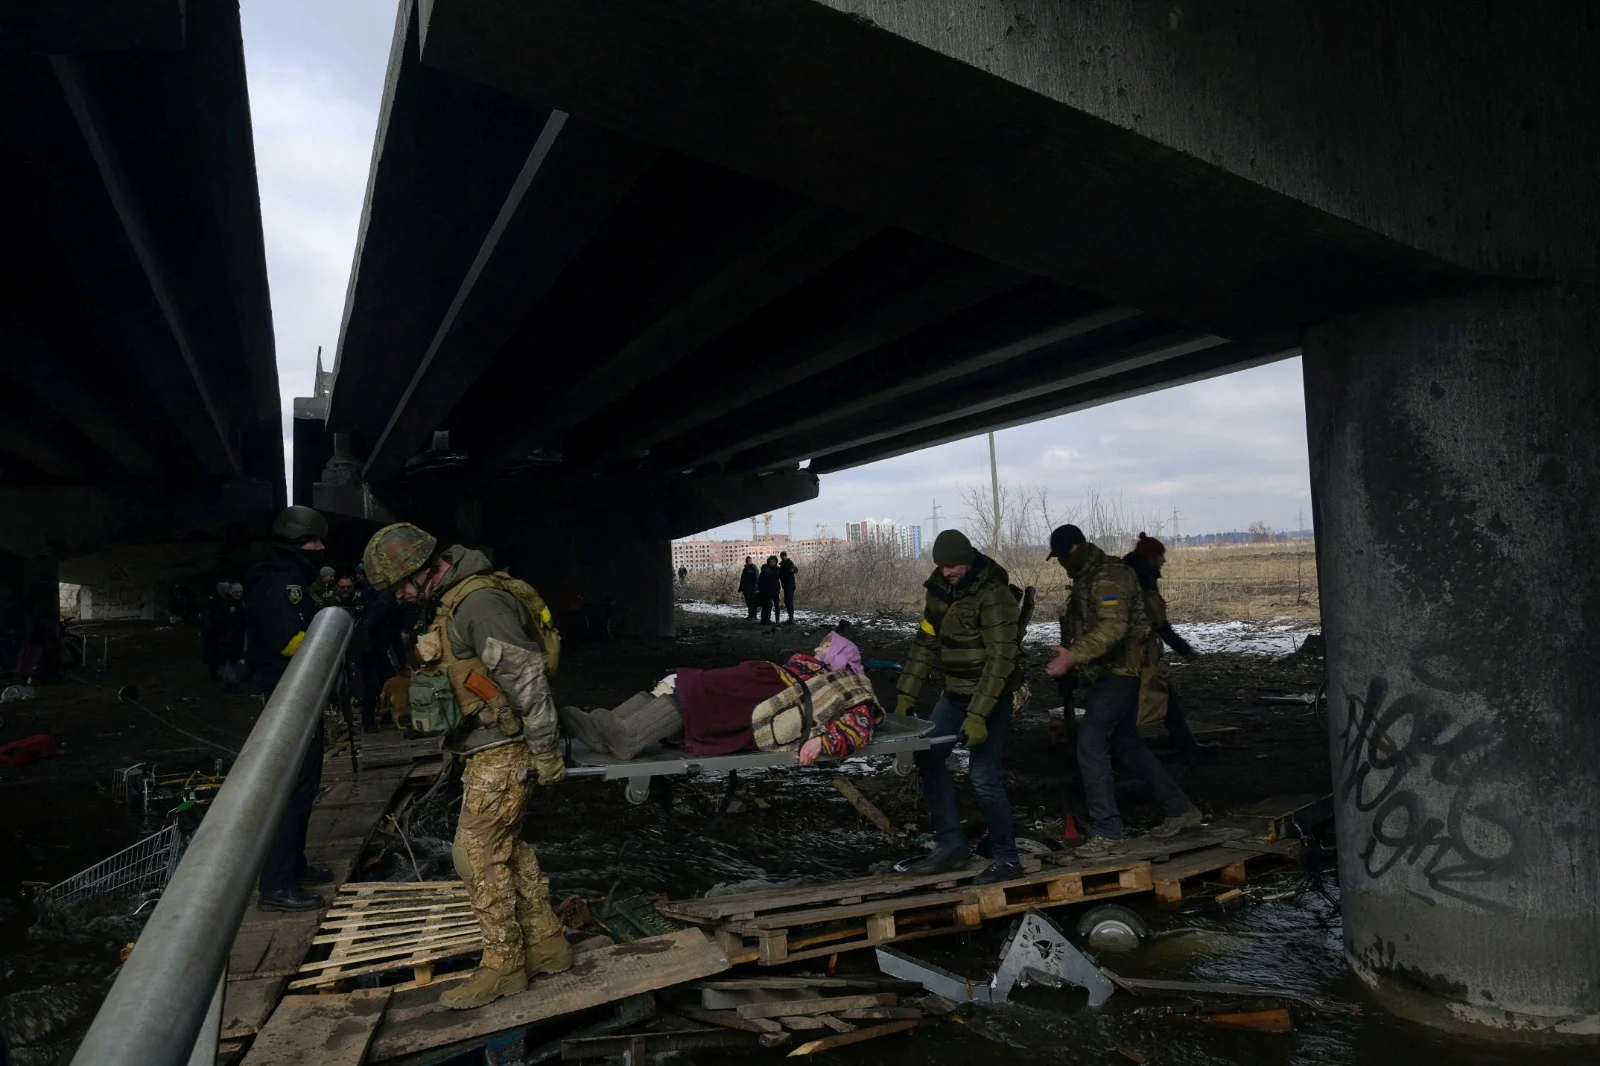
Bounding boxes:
35 822 186 913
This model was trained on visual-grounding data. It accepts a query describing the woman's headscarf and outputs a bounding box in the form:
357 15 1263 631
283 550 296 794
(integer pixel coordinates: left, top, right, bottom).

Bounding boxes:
816 630 864 676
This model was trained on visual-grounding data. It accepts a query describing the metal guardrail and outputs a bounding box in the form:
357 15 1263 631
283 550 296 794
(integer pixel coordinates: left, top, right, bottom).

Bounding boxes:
70 608 354 1066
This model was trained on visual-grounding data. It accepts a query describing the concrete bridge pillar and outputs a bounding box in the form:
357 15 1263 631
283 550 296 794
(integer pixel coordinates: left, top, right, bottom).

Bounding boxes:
1302 287 1600 1039
0 550 60 671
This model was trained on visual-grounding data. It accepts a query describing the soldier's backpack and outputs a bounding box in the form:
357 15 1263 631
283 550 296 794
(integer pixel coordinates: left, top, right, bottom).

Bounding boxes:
438 571 562 674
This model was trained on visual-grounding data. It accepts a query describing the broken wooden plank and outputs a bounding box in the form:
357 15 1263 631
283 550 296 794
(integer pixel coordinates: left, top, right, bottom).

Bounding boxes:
777 1015 828 1031
679 1008 781 1034
220 976 285 1039
787 1019 920 1056
737 993 897 1020
817 1014 856 1033
1107 973 1361 1015
837 1006 924 1021
833 776 894 834
239 989 390 1065
367 930 730 1061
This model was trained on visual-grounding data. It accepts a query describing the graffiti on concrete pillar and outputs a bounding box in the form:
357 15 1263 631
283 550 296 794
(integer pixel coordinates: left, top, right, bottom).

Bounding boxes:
1337 678 1521 911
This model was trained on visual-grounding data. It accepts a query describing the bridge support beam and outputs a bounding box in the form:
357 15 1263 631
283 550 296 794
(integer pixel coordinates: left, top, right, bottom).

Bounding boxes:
0 550 60 672
1303 287 1600 1040
318 467 818 641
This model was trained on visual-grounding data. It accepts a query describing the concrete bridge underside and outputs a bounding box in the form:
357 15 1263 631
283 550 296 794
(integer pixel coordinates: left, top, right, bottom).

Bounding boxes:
1 0 282 643
306 0 1600 1041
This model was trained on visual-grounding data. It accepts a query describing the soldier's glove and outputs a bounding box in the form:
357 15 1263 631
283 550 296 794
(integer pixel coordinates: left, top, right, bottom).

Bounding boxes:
894 693 917 717
1158 623 1194 657
959 713 988 747
529 748 567 786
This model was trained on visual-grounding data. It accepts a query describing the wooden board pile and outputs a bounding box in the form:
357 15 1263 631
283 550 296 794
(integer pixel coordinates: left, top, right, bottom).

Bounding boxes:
291 881 481 992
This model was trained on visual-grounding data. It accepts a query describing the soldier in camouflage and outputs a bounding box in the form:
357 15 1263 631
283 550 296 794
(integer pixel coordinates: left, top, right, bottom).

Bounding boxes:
363 523 569 1011
895 529 1024 885
1046 524 1201 858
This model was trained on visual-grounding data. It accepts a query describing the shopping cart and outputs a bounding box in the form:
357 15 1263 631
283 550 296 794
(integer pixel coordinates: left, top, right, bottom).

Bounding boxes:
35 822 186 913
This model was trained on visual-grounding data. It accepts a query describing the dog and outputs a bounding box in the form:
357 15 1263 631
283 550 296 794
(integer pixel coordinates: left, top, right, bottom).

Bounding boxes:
380 667 413 729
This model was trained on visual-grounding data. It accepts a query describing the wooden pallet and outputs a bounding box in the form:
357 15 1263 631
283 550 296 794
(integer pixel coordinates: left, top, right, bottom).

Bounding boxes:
289 882 481 991
664 796 1333 965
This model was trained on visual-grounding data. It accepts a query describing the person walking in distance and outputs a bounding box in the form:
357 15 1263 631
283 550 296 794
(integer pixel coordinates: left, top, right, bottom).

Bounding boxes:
738 556 760 620
894 529 1024 885
778 551 799 625
1045 524 1202 858
245 505 336 911
758 555 782 625
363 523 570 1010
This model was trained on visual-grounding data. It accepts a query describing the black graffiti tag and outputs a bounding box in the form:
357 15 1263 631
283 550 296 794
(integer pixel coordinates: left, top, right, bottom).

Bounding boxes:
1337 679 1520 911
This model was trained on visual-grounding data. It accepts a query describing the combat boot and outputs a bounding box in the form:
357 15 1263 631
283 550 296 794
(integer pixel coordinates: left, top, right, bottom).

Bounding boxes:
437 964 527 1010
525 932 573 977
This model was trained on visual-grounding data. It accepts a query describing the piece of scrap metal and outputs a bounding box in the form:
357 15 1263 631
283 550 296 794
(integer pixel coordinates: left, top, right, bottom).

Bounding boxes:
875 909 1115 1009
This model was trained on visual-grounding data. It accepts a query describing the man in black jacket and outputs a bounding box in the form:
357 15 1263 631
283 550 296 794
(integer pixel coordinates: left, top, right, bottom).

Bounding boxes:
778 551 799 624
758 556 782 625
245 505 334 912
738 556 760 620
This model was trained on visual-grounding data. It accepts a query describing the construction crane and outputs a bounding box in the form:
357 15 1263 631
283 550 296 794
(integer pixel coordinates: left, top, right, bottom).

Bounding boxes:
762 513 774 542
787 510 795 540
750 516 759 541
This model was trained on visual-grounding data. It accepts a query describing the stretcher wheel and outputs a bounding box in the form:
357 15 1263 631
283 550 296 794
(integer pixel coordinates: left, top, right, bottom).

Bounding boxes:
1075 903 1149 951
624 777 651 805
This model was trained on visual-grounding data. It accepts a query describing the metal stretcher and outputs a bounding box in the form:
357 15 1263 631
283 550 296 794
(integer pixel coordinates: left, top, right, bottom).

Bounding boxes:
564 714 955 804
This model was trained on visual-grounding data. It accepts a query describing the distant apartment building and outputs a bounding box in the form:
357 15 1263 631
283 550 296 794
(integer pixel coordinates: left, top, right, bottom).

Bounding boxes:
844 519 924 559
671 535 842 571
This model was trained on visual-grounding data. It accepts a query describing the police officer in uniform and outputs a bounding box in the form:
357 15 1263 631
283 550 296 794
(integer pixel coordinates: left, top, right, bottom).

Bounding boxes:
246 505 335 911
1045 524 1201 858
363 522 569 1010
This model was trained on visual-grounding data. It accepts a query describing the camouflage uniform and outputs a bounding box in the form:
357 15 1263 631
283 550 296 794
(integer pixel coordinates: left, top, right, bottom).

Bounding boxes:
1058 545 1154 679
426 546 565 975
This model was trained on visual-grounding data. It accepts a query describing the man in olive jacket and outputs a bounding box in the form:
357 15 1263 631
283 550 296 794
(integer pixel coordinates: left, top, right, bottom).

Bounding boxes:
1046 524 1200 858
895 529 1023 884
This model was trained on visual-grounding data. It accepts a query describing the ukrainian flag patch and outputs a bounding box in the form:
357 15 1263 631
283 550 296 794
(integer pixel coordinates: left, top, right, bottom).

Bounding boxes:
1099 595 1120 604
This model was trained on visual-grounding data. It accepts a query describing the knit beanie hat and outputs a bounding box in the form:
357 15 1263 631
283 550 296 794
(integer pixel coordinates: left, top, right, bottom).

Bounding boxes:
932 529 977 567
1133 533 1166 560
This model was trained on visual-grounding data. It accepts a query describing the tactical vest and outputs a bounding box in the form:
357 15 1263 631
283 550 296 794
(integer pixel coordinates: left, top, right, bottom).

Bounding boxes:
410 574 554 748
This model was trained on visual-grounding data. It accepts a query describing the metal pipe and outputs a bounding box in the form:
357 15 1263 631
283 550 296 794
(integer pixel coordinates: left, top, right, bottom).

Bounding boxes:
71 608 353 1066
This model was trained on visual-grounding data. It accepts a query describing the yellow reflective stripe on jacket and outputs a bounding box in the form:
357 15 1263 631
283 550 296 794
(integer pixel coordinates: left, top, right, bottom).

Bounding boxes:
280 630 306 657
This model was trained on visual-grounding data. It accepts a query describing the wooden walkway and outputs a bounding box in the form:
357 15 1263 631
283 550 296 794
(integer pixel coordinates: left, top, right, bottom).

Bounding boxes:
220 731 443 1049
661 794 1328 966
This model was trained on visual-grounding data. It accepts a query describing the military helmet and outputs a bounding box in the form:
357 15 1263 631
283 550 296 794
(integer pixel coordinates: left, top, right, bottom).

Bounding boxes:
363 522 438 591
271 505 328 544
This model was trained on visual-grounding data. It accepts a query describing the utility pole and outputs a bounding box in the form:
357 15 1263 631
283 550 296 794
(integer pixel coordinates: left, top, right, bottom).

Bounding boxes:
926 499 942 536
1297 508 1307 537
987 431 1001 552
787 510 795 541
1170 507 1181 543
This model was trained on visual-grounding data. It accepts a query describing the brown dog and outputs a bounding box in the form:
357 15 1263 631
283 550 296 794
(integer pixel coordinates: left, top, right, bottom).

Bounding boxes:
380 667 413 729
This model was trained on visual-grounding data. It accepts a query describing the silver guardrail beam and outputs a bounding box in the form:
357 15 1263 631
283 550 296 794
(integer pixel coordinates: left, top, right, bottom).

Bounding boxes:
71 607 354 1066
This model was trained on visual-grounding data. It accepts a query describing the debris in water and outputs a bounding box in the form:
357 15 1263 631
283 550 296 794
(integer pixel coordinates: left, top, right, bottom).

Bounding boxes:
1118 1050 1147 1064
1106 973 1360 1015
833 776 894 834
1136 1004 1293 1033
876 909 1115 1009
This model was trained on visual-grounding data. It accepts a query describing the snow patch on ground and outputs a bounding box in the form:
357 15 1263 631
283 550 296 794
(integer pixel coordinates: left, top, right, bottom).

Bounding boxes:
679 601 1316 657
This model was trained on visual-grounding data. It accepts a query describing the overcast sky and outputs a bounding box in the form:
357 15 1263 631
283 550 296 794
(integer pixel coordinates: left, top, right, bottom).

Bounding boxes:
240 2 1312 543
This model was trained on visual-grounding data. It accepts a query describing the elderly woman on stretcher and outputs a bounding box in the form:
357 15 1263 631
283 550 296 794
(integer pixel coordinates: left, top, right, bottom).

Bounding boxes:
559 630 881 765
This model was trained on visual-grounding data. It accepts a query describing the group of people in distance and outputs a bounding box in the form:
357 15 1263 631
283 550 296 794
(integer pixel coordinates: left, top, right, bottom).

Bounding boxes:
737 550 799 625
